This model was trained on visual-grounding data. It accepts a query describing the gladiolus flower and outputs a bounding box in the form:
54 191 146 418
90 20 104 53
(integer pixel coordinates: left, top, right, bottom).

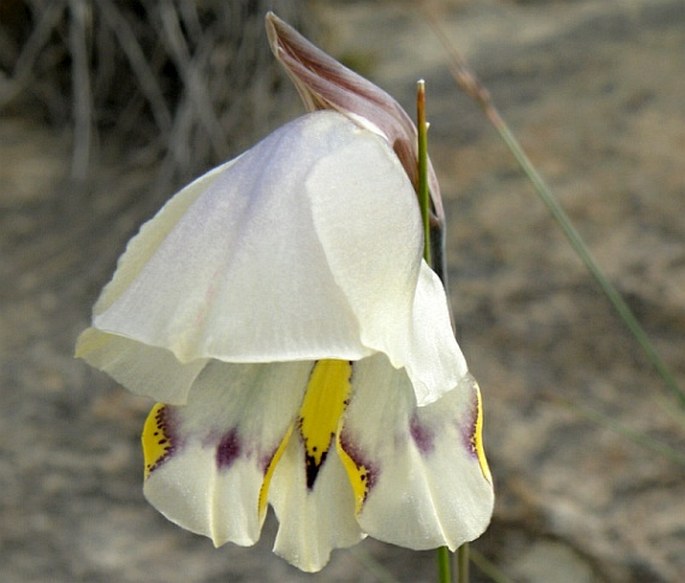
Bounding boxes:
76 15 493 574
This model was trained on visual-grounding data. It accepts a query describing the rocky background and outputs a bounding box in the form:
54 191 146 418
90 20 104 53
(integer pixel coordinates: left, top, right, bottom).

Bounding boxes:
1 0 683 581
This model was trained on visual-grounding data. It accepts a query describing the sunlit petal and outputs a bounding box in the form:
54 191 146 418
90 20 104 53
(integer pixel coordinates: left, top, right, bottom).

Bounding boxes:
339 355 494 550
265 11 445 226
75 329 207 404
76 111 462 406
142 360 311 545
404 262 468 405
269 423 365 572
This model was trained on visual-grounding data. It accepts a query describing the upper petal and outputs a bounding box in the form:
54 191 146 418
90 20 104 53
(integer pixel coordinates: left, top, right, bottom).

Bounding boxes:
77 111 449 404
75 328 207 404
77 109 465 407
265 12 445 227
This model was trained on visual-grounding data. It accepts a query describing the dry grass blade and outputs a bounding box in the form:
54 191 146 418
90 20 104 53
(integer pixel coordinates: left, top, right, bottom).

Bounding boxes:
419 1 685 409
157 1 228 157
67 0 92 180
98 0 173 136
0 0 66 106
1 0 305 186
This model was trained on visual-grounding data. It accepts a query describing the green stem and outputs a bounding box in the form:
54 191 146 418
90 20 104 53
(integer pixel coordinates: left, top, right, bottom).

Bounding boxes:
417 80 432 266
457 544 470 583
469 547 515 583
418 80 455 583
494 119 685 408
437 546 453 583
545 392 685 466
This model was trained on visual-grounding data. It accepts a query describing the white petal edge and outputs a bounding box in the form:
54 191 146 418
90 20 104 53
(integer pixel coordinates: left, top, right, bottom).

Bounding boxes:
83 112 424 375
76 110 467 407
142 360 311 545
404 262 469 406
341 354 494 549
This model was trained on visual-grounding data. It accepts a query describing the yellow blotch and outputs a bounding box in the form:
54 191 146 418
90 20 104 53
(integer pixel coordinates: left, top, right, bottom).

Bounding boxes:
142 403 173 479
258 423 293 521
471 384 492 483
336 439 371 514
298 359 352 487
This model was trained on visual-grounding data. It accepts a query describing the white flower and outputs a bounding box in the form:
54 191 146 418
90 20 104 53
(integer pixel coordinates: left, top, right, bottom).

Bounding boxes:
76 111 493 572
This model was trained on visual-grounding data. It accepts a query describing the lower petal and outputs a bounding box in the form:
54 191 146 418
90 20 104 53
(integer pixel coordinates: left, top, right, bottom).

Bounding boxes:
340 354 494 550
142 360 311 546
269 427 365 572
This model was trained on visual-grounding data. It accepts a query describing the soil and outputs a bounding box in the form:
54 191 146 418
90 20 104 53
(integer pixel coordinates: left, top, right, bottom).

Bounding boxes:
1 0 683 581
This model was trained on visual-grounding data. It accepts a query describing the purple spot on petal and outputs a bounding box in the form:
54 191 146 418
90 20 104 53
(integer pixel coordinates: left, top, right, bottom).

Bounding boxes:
260 450 275 475
410 413 435 454
460 390 480 459
216 428 241 470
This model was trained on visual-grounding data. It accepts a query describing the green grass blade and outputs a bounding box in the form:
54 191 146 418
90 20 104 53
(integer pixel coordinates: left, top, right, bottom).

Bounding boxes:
421 8 684 408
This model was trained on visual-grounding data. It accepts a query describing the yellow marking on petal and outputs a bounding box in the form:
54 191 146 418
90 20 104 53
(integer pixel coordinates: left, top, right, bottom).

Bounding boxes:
258 423 294 521
142 403 173 479
298 359 352 488
336 438 371 514
471 384 492 483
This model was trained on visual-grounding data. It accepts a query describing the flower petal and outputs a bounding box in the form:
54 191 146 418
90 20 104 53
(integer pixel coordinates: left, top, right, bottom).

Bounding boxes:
265 12 445 227
78 112 408 362
269 416 364 573
404 262 469 406
77 111 431 403
263 359 364 572
75 329 207 404
303 131 464 405
141 360 311 546
339 354 494 550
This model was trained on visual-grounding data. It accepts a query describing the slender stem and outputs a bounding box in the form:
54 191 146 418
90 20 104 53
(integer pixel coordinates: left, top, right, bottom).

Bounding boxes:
437 546 453 583
417 80 432 266
543 392 685 466
350 546 401 583
419 80 455 583
457 544 470 583
493 121 685 408
68 0 92 181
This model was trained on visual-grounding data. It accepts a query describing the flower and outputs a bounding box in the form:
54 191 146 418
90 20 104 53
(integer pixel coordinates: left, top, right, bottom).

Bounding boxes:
76 15 493 574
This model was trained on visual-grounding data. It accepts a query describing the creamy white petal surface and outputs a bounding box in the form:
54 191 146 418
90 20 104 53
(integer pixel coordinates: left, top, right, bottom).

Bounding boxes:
139 356 492 572
76 109 494 572
343 355 493 550
76 111 465 405
142 360 312 545
269 420 365 571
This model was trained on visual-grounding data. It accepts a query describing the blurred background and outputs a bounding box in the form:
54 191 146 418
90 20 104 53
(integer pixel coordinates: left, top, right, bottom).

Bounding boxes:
1 0 683 581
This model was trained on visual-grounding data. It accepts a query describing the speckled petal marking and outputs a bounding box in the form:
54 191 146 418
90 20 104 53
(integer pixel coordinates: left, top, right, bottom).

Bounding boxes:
297 359 353 489
142 403 176 478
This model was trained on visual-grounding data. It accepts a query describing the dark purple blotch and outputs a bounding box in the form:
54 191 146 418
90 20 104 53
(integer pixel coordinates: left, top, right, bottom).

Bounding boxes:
409 413 435 455
216 428 242 470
